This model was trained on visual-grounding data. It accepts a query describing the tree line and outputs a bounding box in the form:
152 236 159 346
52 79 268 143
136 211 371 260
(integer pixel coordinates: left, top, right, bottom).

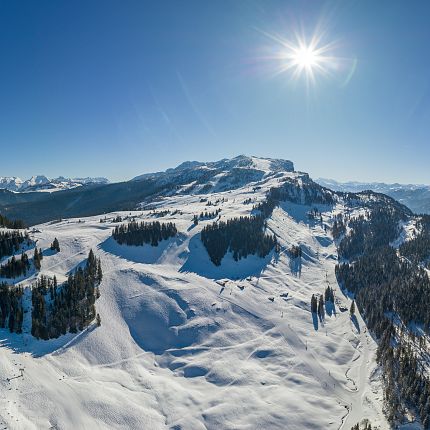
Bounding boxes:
0 253 30 279
0 230 29 261
201 215 276 266
0 247 46 279
0 214 25 229
0 282 24 333
112 221 177 246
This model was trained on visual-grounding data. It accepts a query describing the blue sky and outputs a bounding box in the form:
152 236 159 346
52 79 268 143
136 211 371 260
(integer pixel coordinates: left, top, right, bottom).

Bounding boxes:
0 0 429 183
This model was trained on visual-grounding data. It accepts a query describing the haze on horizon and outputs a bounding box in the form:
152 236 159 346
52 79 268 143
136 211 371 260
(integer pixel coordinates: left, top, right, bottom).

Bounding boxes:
0 0 429 184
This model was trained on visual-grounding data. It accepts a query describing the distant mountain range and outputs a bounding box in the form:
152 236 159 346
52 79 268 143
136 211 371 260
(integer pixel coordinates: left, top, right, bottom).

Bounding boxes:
317 178 430 214
0 175 109 192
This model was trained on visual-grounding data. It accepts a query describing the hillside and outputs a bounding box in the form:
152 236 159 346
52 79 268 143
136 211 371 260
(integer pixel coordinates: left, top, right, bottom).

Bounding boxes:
0 159 396 430
2 156 427 227
0 157 429 429
0 156 294 226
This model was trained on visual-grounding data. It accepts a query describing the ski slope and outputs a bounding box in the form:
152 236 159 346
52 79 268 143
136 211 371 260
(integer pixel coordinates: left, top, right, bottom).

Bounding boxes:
0 169 389 429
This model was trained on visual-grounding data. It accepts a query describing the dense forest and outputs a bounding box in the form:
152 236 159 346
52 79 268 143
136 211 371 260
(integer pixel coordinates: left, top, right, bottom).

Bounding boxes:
201 215 276 266
0 213 25 229
0 253 30 279
0 282 24 333
112 221 177 246
31 250 102 340
399 215 430 268
269 175 336 206
0 216 29 334
335 204 430 427
337 206 407 260
0 230 29 261
332 214 347 240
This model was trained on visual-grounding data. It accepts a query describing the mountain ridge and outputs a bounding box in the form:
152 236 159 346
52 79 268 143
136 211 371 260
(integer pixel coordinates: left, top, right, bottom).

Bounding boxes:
0 175 109 193
0 155 414 226
317 178 430 214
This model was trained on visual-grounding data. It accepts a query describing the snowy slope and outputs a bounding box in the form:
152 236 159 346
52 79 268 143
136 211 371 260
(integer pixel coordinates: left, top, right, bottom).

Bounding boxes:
0 163 390 430
132 155 294 195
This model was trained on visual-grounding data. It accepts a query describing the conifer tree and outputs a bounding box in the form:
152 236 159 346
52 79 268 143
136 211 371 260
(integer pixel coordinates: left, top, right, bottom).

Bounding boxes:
311 294 318 313
318 295 325 319
97 260 103 284
50 238 60 252
34 247 41 270
350 300 355 316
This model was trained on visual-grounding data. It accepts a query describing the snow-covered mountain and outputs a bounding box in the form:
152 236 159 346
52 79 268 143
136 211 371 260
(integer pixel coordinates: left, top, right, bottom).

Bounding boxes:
0 156 296 226
0 176 24 192
133 155 294 193
0 156 395 430
317 178 430 214
0 175 109 192
1 156 429 429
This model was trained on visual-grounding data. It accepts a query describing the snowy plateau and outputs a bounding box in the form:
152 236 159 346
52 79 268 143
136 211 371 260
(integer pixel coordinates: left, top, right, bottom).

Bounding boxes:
0 156 418 430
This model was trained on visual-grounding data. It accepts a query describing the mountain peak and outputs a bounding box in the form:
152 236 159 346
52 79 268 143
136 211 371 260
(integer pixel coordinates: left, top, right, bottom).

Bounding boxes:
133 155 294 182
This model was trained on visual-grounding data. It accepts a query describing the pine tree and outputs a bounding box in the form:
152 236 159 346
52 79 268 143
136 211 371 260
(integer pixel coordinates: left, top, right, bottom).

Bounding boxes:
34 248 41 271
97 260 103 284
311 294 318 313
51 238 60 252
350 300 355 316
318 295 325 319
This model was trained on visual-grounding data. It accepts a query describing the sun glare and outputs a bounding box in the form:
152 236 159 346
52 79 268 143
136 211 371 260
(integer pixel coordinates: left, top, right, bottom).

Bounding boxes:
257 27 340 87
280 35 333 85
292 46 319 69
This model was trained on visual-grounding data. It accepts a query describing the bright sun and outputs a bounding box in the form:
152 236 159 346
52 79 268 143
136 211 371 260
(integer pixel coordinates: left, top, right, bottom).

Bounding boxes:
281 37 330 84
258 28 338 86
292 46 319 69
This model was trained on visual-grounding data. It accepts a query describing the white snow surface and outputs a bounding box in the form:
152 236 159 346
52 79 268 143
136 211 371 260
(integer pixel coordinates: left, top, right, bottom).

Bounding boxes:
0 173 390 430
